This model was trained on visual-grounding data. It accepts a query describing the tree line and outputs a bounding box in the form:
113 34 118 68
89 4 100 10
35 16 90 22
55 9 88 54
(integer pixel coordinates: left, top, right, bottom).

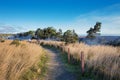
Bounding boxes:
16 22 101 44
35 27 79 44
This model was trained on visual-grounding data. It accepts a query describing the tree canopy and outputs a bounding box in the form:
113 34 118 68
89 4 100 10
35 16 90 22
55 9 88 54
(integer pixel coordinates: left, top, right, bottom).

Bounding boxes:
63 30 78 44
35 27 78 43
35 27 56 39
15 26 80 44
86 22 101 38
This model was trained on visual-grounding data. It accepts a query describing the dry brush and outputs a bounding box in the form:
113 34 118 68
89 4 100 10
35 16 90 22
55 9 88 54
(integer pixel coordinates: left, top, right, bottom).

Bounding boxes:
0 40 47 80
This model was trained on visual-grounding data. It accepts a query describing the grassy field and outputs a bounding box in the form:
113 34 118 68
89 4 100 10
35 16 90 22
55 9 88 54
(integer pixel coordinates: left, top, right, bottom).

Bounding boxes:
40 40 120 80
0 40 47 80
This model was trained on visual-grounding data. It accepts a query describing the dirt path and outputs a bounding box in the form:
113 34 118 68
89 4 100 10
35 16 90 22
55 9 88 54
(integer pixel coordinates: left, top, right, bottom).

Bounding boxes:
43 48 77 80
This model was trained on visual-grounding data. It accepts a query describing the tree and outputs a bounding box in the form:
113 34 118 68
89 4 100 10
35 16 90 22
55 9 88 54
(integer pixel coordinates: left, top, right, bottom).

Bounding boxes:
63 30 78 44
27 30 35 36
56 29 63 41
35 28 45 39
35 27 56 39
46 27 56 39
86 27 95 38
93 22 101 33
58 29 62 35
22 30 35 37
86 22 101 38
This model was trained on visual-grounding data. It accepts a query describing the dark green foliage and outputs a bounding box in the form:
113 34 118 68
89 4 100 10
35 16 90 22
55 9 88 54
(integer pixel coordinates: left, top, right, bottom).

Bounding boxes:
87 27 96 38
46 27 56 38
86 22 101 39
93 22 101 33
17 30 35 37
55 29 63 41
16 27 79 43
35 27 57 39
35 27 63 40
35 28 45 39
10 39 20 46
63 30 78 44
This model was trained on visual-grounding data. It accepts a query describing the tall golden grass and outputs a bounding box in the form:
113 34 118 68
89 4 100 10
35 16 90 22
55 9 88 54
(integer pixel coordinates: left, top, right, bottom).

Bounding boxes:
0 40 45 80
40 40 120 80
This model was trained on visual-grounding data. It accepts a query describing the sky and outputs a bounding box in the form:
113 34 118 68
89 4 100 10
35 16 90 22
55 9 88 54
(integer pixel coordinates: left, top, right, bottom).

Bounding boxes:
0 0 120 35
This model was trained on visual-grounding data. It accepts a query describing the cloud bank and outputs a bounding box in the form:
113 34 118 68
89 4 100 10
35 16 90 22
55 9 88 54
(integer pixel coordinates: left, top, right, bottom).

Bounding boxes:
0 23 26 33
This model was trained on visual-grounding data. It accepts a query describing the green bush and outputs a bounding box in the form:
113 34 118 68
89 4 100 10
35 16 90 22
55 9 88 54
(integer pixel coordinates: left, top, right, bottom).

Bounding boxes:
10 39 20 46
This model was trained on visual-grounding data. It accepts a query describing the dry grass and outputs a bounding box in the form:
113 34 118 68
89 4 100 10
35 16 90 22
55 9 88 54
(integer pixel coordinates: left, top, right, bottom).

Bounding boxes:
0 40 45 80
40 40 120 80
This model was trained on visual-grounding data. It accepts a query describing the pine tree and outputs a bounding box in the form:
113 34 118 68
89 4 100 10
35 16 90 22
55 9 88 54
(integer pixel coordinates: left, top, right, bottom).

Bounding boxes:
86 22 101 38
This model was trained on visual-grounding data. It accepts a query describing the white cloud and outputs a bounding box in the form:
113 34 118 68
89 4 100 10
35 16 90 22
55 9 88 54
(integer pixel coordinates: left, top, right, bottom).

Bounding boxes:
0 24 26 33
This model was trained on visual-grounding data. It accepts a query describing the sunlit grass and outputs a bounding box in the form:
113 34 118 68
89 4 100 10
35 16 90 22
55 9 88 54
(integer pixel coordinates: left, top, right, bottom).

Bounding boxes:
0 40 46 80
40 40 120 80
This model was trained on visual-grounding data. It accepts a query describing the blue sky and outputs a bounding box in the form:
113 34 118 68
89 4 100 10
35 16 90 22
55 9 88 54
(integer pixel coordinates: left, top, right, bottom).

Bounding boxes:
0 0 120 35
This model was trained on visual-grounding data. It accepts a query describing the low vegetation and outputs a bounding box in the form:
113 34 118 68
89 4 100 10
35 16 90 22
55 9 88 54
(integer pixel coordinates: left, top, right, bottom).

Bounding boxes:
39 40 120 80
0 38 5 43
10 39 21 46
0 40 47 80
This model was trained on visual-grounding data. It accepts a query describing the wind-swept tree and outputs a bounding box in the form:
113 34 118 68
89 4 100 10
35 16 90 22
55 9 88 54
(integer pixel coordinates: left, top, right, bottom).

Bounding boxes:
86 22 101 38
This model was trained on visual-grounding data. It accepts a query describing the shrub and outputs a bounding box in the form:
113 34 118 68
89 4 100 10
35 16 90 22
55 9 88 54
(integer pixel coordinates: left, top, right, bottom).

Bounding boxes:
10 39 20 46
0 39 5 43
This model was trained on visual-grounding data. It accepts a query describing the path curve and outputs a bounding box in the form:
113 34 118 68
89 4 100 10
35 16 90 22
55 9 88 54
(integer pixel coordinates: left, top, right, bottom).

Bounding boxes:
43 48 77 80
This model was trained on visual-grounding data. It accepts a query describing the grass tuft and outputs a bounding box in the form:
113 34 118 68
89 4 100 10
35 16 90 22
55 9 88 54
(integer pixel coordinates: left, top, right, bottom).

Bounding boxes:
10 39 20 46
